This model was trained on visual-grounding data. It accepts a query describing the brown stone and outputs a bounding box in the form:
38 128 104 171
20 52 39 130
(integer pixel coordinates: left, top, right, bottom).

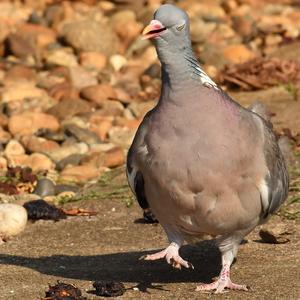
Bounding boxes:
4 140 25 157
63 124 100 145
80 84 117 104
270 42 300 62
0 21 10 46
109 55 128 72
8 112 60 136
89 115 113 141
21 135 60 154
69 66 98 89
0 2 32 24
48 66 71 81
3 101 23 117
61 19 119 57
81 146 124 169
6 33 35 58
0 114 8 128
232 16 256 40
148 0 163 8
48 82 80 102
6 154 30 168
0 82 47 103
222 44 256 64
79 52 107 70
60 164 103 182
22 0 47 11
258 216 292 244
46 143 89 163
98 101 124 117
110 10 143 50
80 151 105 167
0 157 7 170
47 99 92 120
200 42 228 68
4 97 55 117
17 23 56 49
103 147 125 168
190 18 216 43
4 65 37 84
45 48 78 68
114 87 132 104
26 153 55 172
114 117 141 129
127 101 156 119
108 126 135 148
179 1 226 20
0 128 11 144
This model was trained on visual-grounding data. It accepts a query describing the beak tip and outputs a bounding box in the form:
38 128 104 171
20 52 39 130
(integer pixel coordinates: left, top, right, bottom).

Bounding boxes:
142 20 165 39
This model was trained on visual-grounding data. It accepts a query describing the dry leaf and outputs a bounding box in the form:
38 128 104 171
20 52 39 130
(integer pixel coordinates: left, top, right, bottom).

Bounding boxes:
61 208 98 216
219 57 300 91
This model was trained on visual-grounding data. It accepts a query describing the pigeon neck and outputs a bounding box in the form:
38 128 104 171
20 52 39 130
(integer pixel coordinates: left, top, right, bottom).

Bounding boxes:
157 45 218 96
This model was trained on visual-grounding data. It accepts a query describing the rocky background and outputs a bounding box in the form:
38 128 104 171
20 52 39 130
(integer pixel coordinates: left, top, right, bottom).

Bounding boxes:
0 0 299 299
0 0 299 191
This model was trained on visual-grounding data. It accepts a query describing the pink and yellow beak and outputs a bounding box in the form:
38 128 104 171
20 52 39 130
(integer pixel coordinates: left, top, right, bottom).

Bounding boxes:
142 20 166 40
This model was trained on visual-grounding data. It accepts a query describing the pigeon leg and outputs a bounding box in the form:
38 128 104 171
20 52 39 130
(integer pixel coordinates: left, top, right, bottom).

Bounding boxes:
196 249 248 293
140 242 194 269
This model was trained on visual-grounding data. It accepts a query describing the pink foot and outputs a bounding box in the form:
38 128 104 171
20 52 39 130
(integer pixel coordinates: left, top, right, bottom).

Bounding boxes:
196 278 249 294
196 261 248 293
197 244 250 293
140 242 194 269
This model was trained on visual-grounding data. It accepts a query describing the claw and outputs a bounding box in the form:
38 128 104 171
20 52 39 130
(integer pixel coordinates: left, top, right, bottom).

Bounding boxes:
171 259 182 269
139 243 193 270
196 276 249 293
196 253 249 293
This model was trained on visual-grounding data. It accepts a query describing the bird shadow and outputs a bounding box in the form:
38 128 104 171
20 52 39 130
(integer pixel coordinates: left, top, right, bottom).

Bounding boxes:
0 240 221 291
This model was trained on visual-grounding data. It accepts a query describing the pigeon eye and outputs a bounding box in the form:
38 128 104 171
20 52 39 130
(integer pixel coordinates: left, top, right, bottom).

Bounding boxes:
176 23 185 31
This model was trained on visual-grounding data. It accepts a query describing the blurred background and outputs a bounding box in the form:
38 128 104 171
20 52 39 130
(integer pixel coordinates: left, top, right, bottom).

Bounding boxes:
0 1 299 299
0 0 299 186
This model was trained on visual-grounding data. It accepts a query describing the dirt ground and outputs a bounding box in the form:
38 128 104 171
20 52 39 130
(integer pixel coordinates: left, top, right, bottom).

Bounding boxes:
0 172 299 300
1 1 300 299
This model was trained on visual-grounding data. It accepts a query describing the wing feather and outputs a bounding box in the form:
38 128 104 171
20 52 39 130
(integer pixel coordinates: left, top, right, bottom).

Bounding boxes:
261 120 289 218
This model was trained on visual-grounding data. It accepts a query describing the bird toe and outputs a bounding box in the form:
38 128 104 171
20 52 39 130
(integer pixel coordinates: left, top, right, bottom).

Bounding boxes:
196 278 249 293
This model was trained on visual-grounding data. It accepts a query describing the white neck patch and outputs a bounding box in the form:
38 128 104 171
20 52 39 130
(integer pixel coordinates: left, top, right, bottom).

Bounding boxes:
195 66 219 89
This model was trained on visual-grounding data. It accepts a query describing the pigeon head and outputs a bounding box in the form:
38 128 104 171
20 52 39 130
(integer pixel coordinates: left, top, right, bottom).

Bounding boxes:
142 4 214 89
142 4 191 50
